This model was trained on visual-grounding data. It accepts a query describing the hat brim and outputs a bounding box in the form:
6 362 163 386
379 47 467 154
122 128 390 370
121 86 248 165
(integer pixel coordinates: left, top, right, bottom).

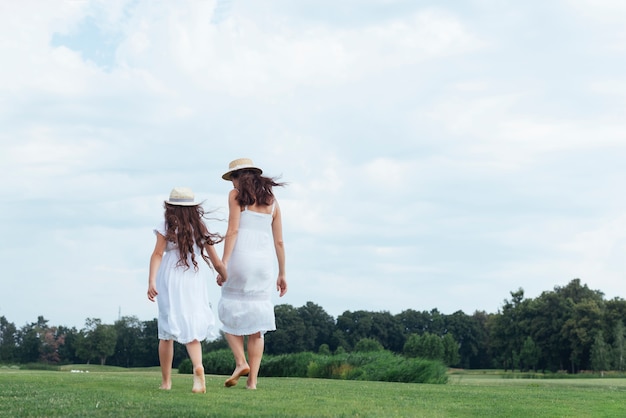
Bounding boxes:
165 200 198 206
222 166 262 180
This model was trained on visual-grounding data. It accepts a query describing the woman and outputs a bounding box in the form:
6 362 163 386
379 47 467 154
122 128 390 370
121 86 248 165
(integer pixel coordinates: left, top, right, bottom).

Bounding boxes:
216 158 288 390
147 187 227 393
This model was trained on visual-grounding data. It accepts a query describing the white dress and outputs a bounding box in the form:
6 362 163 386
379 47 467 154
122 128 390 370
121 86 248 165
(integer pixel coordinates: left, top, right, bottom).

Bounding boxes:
154 222 218 344
218 204 277 336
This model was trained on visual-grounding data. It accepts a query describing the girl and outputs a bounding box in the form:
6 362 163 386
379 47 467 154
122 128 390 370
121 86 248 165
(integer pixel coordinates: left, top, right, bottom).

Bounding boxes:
147 187 227 393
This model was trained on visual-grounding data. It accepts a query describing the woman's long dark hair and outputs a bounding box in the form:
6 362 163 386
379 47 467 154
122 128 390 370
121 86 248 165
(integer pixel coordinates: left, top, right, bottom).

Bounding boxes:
163 203 224 271
231 169 286 207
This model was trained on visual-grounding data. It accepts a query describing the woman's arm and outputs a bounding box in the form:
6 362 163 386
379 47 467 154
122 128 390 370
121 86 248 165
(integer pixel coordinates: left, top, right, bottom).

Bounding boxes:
216 189 241 285
147 233 167 302
272 200 287 297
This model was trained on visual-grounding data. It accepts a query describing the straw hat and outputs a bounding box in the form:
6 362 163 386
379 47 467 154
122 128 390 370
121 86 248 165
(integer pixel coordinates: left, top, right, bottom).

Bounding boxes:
222 158 263 180
165 187 198 206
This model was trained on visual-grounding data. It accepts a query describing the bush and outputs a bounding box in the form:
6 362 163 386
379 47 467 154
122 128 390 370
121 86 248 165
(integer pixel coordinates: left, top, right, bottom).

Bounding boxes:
180 349 448 384
260 352 315 378
308 351 448 384
354 338 384 353
318 344 331 355
178 349 235 375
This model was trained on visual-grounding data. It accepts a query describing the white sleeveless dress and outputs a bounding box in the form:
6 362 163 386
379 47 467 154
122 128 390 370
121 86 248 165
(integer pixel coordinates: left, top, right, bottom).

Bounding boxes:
154 222 219 343
218 203 277 336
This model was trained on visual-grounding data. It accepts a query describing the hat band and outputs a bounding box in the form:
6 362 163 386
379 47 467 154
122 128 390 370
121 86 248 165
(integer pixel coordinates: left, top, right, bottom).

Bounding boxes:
169 198 194 203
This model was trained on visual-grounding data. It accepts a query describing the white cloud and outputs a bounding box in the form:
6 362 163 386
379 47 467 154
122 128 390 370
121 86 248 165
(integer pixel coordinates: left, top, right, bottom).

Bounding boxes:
1 1 626 329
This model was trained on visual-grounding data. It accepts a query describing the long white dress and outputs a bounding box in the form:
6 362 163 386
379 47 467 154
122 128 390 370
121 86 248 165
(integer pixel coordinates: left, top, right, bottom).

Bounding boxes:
218 204 277 336
154 222 218 344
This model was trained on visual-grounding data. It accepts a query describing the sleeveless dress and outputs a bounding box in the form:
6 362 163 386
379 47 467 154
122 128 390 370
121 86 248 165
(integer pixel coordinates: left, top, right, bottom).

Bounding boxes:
154 222 219 343
218 203 277 336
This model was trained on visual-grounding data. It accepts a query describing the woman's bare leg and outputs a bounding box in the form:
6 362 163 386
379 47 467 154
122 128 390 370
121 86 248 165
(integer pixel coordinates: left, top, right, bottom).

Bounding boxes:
246 332 264 389
224 333 250 387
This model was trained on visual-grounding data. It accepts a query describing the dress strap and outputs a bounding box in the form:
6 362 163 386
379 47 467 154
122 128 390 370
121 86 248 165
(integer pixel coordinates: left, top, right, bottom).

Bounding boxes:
271 201 276 215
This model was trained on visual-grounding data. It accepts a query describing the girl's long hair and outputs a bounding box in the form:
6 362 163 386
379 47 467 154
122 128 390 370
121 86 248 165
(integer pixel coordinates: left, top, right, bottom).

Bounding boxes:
163 203 223 271
231 169 286 207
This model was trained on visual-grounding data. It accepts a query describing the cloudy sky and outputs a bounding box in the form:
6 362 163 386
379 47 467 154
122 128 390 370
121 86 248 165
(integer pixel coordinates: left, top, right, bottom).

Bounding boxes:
1 0 625 330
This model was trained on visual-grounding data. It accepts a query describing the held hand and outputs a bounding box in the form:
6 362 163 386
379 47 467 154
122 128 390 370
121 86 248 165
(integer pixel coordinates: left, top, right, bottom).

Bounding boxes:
216 274 227 287
276 275 287 297
147 284 158 302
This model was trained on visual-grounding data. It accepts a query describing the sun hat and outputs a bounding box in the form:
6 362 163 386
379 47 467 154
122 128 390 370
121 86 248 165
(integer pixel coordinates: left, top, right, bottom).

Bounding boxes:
165 187 198 206
222 158 263 180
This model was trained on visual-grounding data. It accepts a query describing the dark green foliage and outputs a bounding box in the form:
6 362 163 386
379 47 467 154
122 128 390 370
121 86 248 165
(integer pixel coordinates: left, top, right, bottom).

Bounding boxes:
590 331 610 373
307 351 448 384
178 349 235 375
318 343 331 355
260 352 316 378
519 336 540 372
5 279 626 374
442 333 461 366
266 304 306 354
403 332 444 360
354 338 384 352
0 316 17 363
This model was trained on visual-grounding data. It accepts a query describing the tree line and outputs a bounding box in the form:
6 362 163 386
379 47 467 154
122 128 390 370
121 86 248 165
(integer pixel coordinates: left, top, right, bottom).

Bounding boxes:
1 279 624 373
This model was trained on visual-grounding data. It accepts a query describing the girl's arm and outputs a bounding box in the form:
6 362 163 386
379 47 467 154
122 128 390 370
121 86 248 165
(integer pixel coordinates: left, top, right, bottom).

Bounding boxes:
272 200 287 297
147 233 167 302
205 243 228 283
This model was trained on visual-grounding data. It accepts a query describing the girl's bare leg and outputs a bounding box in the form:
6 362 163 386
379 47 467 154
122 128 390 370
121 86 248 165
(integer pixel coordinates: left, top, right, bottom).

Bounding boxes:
246 332 264 390
158 339 174 390
186 339 206 393
224 333 250 387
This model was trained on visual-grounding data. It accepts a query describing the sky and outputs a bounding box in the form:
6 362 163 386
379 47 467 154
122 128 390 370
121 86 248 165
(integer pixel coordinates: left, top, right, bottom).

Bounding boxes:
1 0 626 330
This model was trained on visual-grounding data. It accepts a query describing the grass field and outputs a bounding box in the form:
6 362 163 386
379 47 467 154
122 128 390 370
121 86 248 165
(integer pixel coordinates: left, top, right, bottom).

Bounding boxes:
1 366 625 417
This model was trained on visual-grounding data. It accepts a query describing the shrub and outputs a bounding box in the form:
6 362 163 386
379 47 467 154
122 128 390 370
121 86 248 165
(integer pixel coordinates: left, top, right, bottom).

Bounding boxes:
308 351 448 384
180 349 448 384
178 349 235 375
260 352 315 378
318 344 331 355
354 338 384 353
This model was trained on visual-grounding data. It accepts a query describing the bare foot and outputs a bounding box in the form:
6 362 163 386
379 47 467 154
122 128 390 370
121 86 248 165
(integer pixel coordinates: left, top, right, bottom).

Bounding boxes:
224 365 250 387
159 381 171 390
246 384 257 390
192 366 206 394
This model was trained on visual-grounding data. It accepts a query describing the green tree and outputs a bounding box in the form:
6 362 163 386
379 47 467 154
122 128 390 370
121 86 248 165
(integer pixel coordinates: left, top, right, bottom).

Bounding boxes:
561 298 603 373
56 326 79 364
528 290 571 372
519 336 540 372
17 316 48 363
139 319 160 367
296 302 335 352
0 316 17 363
396 309 431 335
611 320 625 371
76 318 118 365
590 331 610 376
354 338 384 353
488 289 530 371
444 310 489 369
442 333 460 367
318 344 331 355
335 310 374 351
267 304 306 354
110 316 143 368
403 332 443 361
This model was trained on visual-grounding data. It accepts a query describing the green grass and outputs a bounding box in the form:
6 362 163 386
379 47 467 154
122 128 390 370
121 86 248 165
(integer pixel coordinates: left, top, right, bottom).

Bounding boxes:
1 366 625 417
